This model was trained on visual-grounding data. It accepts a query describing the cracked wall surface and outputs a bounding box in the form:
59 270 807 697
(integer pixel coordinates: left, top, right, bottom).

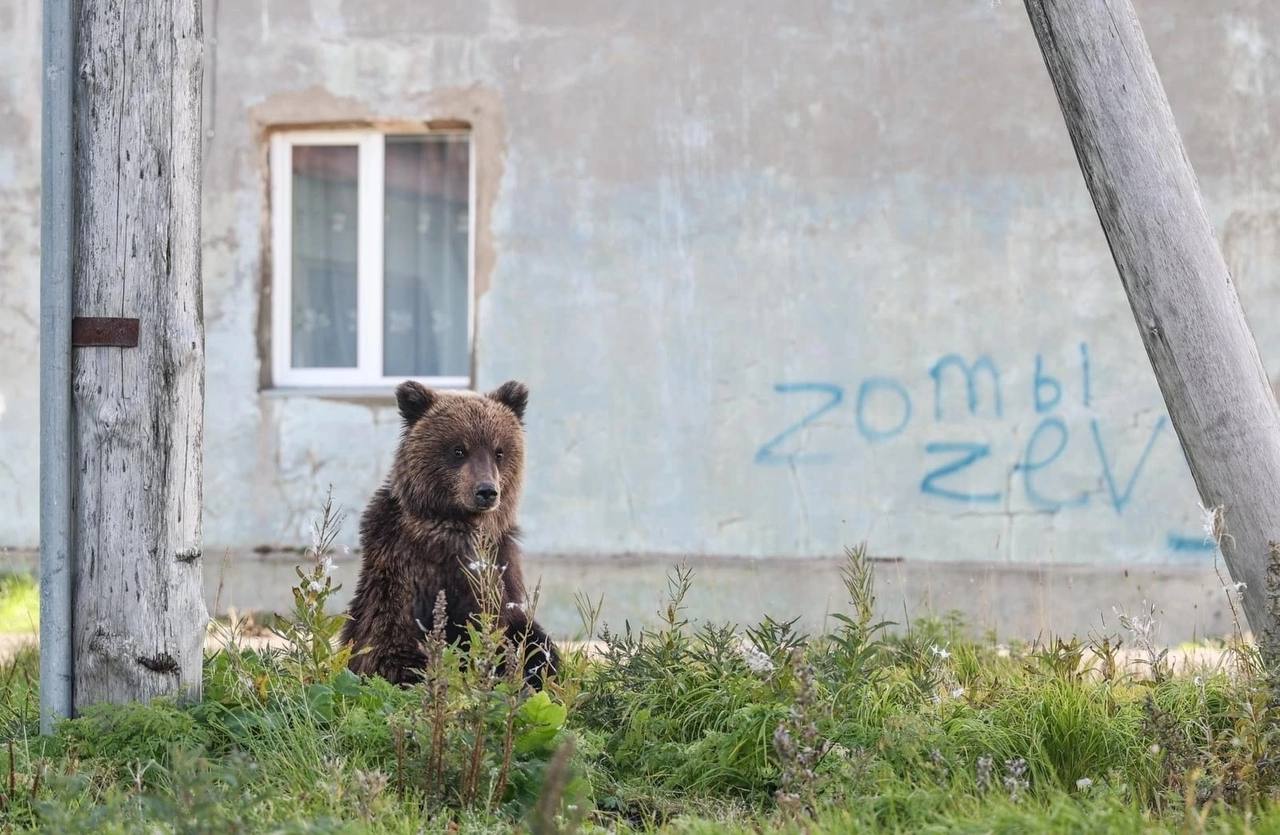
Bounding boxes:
2 1 1280 570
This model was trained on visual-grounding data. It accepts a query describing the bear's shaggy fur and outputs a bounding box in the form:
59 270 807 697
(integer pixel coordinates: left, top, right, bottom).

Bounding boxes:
340 380 558 687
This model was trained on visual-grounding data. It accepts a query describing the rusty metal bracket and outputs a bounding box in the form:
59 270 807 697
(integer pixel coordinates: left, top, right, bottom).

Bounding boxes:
71 317 139 348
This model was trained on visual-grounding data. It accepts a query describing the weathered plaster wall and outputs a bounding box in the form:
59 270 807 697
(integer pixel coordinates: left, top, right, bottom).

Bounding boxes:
0 1 41 545
4 1 1280 583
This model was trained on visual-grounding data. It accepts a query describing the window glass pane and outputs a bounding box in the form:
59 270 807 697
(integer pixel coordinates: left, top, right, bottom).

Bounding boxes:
383 135 470 377
291 145 358 369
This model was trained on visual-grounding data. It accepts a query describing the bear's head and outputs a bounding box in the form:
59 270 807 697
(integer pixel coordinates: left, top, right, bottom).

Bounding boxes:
389 380 528 531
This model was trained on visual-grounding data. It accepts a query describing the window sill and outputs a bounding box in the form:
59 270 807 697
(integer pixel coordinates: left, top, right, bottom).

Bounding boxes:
261 382 471 402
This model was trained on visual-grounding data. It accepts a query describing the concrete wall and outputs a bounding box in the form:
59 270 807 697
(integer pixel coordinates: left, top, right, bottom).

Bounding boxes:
0 1 40 544
3 1 1280 636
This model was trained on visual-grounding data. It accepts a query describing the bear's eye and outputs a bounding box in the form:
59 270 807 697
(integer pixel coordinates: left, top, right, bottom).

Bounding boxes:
452 445 466 459
495 448 504 462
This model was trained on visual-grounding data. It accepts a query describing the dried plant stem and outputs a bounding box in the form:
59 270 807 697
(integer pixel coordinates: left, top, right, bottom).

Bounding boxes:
424 591 450 800
462 717 487 805
530 738 576 835
491 643 521 809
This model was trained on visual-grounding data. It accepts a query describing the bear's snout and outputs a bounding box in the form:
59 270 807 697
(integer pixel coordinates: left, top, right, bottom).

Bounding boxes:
474 482 499 509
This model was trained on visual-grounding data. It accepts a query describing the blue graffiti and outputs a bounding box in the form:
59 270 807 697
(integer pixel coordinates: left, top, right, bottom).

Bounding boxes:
920 442 1002 504
754 383 844 466
1091 415 1167 514
1033 354 1062 414
753 342 1184 549
929 354 1003 420
1167 533 1217 553
1080 342 1092 408
855 377 912 443
1017 416 1089 511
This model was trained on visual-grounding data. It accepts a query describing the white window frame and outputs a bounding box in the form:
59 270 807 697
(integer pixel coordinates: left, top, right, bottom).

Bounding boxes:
269 129 474 391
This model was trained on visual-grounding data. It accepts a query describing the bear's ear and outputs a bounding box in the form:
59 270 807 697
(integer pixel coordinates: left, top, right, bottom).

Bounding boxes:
396 381 435 426
487 380 528 422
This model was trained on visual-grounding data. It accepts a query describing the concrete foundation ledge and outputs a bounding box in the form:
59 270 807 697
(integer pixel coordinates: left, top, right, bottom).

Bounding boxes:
0 549 1236 646
518 553 1235 647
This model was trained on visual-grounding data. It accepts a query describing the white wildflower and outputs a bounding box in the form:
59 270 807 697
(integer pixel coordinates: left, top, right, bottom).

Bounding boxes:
1003 757 1030 803
1076 777 1093 791
976 755 994 791
1200 503 1238 550
1194 675 1204 687
736 639 775 675
506 601 526 612
950 686 966 699
318 555 336 579
1148 743 1161 755
931 644 951 660
996 644 1011 659
467 560 485 571
1200 504 1216 540
1114 601 1159 648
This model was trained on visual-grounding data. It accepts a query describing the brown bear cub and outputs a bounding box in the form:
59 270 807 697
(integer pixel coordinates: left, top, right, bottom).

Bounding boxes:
340 380 558 688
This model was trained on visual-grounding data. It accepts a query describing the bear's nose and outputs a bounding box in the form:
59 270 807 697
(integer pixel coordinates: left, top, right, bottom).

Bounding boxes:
475 484 499 506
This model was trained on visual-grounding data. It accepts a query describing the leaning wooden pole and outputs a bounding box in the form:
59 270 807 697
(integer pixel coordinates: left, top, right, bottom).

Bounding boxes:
1024 0 1280 648
71 0 207 706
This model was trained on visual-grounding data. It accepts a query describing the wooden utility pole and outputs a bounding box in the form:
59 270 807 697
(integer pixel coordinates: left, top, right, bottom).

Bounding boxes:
70 0 207 705
1024 0 1280 647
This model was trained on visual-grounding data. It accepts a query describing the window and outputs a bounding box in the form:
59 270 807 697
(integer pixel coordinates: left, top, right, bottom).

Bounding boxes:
269 129 473 389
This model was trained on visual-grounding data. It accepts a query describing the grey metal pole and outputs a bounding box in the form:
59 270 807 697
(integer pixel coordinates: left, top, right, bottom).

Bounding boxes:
40 0 75 732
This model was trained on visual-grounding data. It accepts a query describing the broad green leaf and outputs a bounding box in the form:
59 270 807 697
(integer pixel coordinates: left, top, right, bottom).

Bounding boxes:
305 683 335 722
514 691 567 755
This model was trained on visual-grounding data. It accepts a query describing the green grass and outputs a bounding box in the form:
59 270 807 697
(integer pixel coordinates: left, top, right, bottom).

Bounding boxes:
0 544 1277 833
0 573 38 633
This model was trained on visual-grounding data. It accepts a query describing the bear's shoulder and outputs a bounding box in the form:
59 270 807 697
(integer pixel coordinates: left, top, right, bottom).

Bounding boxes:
359 484 479 561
